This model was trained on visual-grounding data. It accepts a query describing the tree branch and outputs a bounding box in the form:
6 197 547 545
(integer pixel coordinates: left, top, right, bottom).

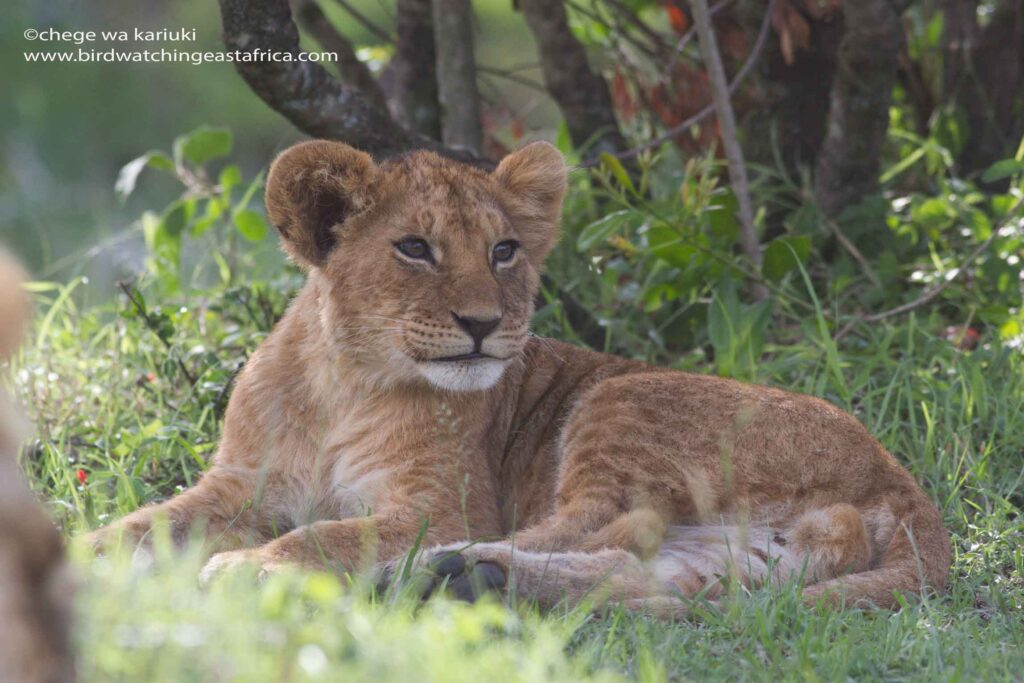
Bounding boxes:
690 0 766 298
517 0 630 161
432 0 483 153
814 0 906 218
290 0 389 111
217 0 481 163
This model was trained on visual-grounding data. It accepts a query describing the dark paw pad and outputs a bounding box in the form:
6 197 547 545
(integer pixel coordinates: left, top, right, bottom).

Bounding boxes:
429 552 467 578
374 564 395 595
447 562 506 603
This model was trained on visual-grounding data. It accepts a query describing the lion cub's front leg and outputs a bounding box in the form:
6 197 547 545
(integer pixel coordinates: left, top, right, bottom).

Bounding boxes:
201 489 468 584
84 466 263 555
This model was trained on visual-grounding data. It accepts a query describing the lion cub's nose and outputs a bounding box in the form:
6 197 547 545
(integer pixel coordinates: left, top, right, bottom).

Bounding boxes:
451 312 502 345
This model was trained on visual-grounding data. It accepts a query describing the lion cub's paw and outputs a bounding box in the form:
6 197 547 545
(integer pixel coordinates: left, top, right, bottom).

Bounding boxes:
199 548 284 587
423 549 507 602
378 547 507 602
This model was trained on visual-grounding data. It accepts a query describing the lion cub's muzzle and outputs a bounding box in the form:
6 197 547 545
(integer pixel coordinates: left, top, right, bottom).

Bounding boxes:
412 314 521 392
430 312 502 362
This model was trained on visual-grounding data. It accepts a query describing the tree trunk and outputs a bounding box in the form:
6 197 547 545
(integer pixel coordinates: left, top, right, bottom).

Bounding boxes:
517 0 629 161
392 0 442 138
431 0 483 153
814 0 905 218
946 0 1024 175
746 6 843 171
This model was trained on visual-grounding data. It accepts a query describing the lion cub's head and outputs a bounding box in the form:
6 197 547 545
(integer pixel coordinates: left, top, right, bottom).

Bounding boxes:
265 140 567 392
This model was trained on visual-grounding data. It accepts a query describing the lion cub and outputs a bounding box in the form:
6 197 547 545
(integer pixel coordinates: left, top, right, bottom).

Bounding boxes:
87 141 950 612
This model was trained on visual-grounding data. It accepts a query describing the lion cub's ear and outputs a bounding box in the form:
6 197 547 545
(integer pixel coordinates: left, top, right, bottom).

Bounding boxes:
493 141 567 264
265 140 379 268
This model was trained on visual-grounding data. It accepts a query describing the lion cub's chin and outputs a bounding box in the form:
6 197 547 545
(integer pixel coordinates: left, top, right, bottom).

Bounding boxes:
416 357 509 392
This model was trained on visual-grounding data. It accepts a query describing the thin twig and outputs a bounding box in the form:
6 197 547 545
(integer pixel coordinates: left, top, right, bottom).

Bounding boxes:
118 281 198 386
477 65 547 92
835 195 1024 340
660 0 735 81
331 0 390 41
565 0 661 59
589 0 773 165
690 0 766 298
602 0 671 54
825 216 882 288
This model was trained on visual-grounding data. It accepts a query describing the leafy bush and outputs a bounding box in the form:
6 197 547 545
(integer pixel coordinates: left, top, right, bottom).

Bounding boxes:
538 135 1023 379
116 126 275 295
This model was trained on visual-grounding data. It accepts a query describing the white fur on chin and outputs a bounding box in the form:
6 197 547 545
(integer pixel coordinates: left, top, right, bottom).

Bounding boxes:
417 358 508 392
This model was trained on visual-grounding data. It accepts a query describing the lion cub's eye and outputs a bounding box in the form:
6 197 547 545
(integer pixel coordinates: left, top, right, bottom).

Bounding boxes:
492 240 519 265
395 237 434 263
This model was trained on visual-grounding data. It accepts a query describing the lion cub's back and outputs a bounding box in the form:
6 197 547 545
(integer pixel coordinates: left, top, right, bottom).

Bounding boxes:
528 340 912 519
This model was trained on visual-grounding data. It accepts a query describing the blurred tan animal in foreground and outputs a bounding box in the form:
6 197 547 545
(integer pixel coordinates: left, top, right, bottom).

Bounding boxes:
0 249 73 683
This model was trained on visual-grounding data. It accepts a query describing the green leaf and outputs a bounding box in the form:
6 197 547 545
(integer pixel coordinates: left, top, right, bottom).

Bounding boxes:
762 236 811 281
115 151 174 199
161 199 191 238
236 170 265 211
233 209 269 242
554 121 572 155
924 11 944 48
173 125 233 167
577 210 632 252
981 159 1024 183
931 107 968 157
642 283 676 313
145 199 194 293
600 152 635 194
912 197 954 229
880 145 927 184
707 278 740 363
219 164 242 192
706 190 739 244
646 226 697 270
191 198 224 237
968 209 993 240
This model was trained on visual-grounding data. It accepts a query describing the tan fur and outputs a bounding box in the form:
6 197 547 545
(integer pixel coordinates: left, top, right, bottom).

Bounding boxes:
86 141 951 612
0 249 73 682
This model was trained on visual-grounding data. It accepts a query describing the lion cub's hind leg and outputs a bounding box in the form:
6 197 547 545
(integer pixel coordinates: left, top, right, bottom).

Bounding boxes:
416 504 872 613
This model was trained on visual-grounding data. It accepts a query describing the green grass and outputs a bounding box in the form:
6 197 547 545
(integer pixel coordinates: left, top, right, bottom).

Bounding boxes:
9 275 1024 682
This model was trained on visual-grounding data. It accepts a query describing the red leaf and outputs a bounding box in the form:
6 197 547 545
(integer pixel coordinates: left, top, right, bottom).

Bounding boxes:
665 5 689 35
611 71 637 122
